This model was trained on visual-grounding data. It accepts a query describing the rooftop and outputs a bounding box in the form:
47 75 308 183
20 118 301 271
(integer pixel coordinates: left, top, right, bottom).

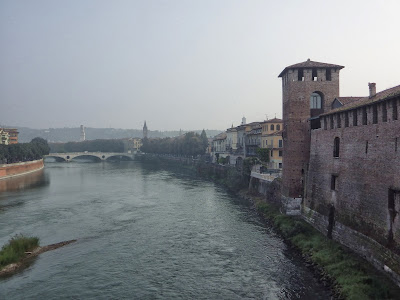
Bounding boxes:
278 59 344 77
322 84 400 116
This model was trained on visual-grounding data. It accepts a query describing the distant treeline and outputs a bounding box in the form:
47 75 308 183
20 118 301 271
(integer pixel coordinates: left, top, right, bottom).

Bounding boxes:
50 139 125 153
141 131 208 157
4 125 221 143
0 138 50 164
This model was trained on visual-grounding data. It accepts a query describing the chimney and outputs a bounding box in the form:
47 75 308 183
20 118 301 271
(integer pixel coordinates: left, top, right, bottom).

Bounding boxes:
368 82 376 98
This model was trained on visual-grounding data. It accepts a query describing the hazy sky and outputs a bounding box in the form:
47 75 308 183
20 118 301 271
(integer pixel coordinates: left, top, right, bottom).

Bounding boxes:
1 0 400 131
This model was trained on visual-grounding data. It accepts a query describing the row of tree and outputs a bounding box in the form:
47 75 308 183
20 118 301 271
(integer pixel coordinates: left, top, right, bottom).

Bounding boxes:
141 131 208 157
0 138 50 164
49 139 125 153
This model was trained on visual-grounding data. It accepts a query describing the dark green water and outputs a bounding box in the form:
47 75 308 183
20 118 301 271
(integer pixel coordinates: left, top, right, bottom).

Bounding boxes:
0 161 330 299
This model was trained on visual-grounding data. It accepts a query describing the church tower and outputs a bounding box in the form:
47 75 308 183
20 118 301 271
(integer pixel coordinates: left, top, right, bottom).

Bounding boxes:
143 121 148 139
278 59 344 200
80 125 86 141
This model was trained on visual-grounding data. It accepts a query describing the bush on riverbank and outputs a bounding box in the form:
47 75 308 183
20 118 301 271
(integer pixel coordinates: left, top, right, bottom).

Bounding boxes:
0 234 39 270
254 199 400 300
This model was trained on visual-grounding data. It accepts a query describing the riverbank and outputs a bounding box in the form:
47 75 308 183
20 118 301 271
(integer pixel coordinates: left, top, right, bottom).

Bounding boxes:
137 155 400 299
0 159 44 180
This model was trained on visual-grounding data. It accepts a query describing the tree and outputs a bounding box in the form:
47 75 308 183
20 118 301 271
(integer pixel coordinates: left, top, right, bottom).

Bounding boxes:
256 148 270 163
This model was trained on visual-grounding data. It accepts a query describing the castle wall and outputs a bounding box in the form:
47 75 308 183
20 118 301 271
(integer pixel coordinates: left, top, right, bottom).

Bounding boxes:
304 97 400 280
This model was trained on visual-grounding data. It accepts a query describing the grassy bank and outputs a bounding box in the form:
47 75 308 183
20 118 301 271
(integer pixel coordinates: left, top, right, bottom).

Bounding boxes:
0 234 39 270
251 195 400 300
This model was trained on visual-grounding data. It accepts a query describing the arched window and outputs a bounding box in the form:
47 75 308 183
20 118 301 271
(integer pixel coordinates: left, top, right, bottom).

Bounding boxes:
277 124 281 130
270 124 275 130
310 92 322 109
333 137 340 157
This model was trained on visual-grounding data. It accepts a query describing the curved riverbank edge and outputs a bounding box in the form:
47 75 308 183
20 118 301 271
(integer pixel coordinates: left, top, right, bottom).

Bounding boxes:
0 159 44 180
0 240 77 277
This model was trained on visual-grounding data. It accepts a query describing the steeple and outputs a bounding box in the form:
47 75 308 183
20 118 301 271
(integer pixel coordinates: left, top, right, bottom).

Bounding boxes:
143 121 148 139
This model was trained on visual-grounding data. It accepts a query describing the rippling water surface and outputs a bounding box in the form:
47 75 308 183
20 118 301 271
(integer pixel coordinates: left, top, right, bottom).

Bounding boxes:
0 161 330 299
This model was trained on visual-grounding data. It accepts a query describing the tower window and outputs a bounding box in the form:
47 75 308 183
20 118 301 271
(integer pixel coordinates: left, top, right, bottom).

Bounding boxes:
382 102 387 122
362 107 368 125
337 114 341 128
333 137 340 157
373 104 378 124
326 69 332 81
353 110 358 126
312 68 317 81
393 99 398 120
331 175 338 190
298 69 304 81
345 112 349 127
310 93 322 109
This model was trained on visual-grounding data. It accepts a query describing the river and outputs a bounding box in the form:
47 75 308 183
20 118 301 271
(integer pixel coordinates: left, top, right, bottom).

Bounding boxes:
0 160 330 299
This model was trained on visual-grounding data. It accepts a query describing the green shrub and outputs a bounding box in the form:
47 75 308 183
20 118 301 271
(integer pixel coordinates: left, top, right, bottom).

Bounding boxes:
0 234 39 269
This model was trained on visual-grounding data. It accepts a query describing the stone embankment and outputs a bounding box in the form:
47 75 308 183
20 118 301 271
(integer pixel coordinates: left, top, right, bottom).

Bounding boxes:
0 240 76 277
0 159 44 180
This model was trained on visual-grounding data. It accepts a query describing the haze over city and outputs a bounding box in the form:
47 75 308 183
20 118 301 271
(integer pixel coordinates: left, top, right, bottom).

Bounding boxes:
1 0 400 131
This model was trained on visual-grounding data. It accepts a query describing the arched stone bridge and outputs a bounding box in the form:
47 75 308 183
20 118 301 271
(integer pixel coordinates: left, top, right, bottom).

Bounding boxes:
45 152 134 162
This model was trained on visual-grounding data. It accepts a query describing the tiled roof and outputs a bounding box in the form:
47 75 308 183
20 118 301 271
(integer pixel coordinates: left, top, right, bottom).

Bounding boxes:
261 118 283 124
323 84 400 116
335 97 364 106
279 59 344 77
213 132 227 140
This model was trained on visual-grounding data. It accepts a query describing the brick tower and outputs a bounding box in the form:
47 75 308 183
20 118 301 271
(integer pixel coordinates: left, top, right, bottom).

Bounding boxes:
278 59 344 200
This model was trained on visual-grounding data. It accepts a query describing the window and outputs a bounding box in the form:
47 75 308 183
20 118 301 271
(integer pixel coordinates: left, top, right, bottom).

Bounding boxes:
326 69 332 81
278 140 283 148
270 124 274 131
365 140 369 154
270 150 274 157
324 117 327 130
353 110 358 126
337 114 341 128
345 112 349 127
362 107 367 125
277 124 281 130
330 115 334 129
312 68 317 81
279 163 282 168
310 93 322 109
298 69 304 81
373 104 378 124
331 175 338 190
382 102 387 122
279 150 283 157
393 99 398 120
333 137 340 157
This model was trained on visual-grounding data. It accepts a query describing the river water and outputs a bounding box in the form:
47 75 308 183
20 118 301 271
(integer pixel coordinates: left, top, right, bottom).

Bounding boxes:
0 161 330 299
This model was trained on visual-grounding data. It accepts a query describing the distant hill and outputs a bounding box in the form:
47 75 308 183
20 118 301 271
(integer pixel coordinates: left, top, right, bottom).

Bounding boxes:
1 125 222 143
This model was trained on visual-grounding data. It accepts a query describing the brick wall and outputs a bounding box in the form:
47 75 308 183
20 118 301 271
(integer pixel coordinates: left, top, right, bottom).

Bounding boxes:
0 159 44 178
282 68 341 198
305 96 400 257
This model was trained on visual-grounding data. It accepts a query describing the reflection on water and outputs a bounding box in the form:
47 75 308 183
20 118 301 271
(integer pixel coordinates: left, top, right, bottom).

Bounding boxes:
0 169 50 193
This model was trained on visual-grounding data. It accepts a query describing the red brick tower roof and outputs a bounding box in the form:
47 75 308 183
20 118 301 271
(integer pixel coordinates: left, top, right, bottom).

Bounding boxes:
278 59 344 77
